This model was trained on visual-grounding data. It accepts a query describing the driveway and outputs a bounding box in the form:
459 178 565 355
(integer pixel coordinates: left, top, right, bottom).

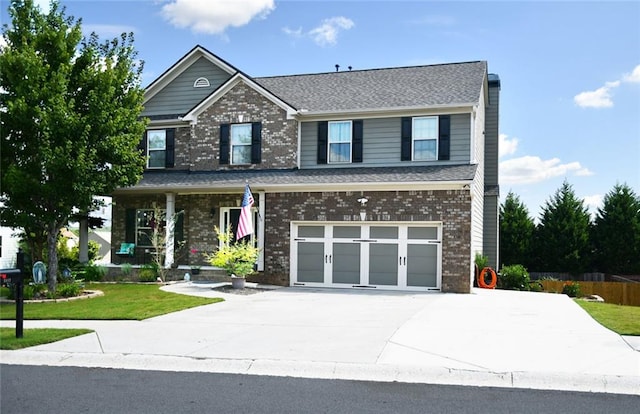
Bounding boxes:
1 285 638 394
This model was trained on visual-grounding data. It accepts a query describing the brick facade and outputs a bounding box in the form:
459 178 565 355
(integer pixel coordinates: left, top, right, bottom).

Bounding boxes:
113 189 472 293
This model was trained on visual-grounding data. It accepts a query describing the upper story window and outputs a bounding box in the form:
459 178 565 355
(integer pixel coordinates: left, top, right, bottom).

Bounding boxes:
219 122 262 165
147 130 167 168
142 129 175 169
328 121 352 163
401 115 450 162
231 123 252 164
317 120 363 165
412 116 438 161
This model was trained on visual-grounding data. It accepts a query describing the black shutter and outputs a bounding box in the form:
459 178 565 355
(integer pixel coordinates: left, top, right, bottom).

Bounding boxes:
401 117 412 161
125 208 136 243
219 124 230 165
352 120 363 163
438 115 450 160
165 128 175 168
139 131 148 168
317 121 328 164
174 210 184 244
251 122 262 164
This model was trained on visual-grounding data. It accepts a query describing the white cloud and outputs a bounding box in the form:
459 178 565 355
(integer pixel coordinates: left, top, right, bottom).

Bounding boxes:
308 17 355 47
0 36 7 50
574 80 620 108
623 64 640 83
499 133 518 158
283 16 355 47
34 0 50 14
500 156 593 185
583 194 603 217
574 63 640 108
161 0 275 35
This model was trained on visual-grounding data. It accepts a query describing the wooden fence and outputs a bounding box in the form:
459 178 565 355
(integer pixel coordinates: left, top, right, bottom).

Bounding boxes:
540 280 640 307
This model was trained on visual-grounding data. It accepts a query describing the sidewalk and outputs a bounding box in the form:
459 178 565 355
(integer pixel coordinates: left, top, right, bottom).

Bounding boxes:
1 284 638 395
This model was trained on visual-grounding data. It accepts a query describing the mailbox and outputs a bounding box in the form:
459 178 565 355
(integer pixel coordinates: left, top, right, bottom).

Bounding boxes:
1 268 23 284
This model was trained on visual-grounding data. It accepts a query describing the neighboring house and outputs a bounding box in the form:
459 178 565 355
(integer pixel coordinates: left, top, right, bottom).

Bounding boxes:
111 45 500 293
0 225 20 269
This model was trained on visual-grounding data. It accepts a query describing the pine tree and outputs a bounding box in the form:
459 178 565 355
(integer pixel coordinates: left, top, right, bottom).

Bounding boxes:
0 0 146 292
499 191 535 268
592 184 640 274
535 181 592 274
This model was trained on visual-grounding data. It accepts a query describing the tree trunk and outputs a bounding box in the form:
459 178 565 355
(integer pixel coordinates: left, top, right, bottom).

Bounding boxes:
47 225 61 293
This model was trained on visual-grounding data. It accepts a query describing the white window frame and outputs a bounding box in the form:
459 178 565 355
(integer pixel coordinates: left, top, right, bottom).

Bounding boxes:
412 116 438 161
328 120 352 164
230 123 252 165
219 206 264 271
147 130 167 169
136 209 165 248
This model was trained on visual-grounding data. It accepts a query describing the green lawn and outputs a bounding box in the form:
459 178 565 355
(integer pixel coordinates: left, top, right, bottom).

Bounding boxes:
576 300 640 336
0 282 223 321
0 327 93 350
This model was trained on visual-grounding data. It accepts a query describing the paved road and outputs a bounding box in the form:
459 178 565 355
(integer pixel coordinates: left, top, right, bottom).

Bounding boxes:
2 364 638 414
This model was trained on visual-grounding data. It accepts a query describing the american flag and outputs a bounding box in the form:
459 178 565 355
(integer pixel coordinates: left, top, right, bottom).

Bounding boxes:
236 184 254 240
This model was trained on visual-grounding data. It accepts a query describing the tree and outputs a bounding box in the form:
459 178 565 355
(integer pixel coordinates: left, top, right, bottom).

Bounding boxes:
535 180 592 274
0 0 146 292
499 191 535 268
592 184 640 274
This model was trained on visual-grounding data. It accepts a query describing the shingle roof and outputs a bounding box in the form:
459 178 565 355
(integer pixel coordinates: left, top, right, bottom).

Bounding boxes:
115 165 477 193
255 61 487 113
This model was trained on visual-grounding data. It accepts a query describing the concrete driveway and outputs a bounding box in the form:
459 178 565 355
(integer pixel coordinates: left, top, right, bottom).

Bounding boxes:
1 284 638 394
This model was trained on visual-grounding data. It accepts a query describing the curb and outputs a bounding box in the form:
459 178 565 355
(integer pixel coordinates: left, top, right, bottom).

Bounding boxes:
1 350 637 396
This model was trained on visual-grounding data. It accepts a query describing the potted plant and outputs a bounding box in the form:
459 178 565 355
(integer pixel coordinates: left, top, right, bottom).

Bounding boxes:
207 227 260 289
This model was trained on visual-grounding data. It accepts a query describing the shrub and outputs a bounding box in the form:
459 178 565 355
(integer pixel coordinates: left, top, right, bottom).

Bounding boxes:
83 264 107 282
562 281 581 298
121 263 133 278
57 281 81 298
498 264 531 291
207 227 260 278
138 263 158 282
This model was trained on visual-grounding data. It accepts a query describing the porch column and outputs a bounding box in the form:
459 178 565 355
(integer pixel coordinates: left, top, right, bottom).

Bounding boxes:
164 192 176 269
78 216 89 264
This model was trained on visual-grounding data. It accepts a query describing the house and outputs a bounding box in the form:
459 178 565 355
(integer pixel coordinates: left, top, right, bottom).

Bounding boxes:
111 45 500 293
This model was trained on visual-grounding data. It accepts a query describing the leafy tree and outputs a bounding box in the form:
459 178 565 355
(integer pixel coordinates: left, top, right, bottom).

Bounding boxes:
535 180 592 274
0 0 146 292
499 191 535 268
592 184 640 274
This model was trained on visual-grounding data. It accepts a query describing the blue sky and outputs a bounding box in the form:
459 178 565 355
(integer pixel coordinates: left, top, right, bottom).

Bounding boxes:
5 0 640 221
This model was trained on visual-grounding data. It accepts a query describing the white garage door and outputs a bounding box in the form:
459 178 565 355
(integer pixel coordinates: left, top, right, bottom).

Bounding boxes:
291 222 442 291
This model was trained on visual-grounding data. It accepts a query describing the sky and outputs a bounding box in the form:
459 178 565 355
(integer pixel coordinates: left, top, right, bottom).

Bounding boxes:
2 0 640 222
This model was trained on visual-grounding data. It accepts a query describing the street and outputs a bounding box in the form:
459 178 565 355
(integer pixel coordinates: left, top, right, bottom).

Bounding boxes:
1 365 638 413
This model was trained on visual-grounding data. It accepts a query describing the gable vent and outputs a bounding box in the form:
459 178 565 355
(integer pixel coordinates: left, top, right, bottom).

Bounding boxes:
193 77 210 88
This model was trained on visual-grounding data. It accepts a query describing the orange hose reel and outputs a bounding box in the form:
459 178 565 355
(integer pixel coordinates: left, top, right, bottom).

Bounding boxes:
478 267 497 289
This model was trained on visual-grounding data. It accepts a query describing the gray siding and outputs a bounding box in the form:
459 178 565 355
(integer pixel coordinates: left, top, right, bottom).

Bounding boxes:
483 194 499 268
484 83 500 187
143 57 232 117
300 114 471 168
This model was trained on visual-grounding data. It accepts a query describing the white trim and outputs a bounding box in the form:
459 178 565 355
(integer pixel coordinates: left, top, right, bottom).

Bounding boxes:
411 116 438 161
290 221 442 291
193 77 210 88
294 103 475 121
181 74 297 122
327 120 352 164
144 46 236 104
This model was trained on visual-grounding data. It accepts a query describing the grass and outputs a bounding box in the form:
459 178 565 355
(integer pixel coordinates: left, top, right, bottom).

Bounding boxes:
576 300 640 336
0 327 93 350
0 282 223 321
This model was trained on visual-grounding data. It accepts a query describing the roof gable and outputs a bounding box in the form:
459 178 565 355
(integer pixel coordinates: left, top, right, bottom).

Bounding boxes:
143 45 238 109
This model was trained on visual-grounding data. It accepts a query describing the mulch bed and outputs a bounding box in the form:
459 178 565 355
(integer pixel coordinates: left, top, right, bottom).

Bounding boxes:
211 285 271 295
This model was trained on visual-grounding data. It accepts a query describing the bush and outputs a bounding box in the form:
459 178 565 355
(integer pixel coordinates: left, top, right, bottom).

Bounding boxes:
138 263 158 282
57 281 81 298
83 264 107 282
498 264 531 291
562 281 581 298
